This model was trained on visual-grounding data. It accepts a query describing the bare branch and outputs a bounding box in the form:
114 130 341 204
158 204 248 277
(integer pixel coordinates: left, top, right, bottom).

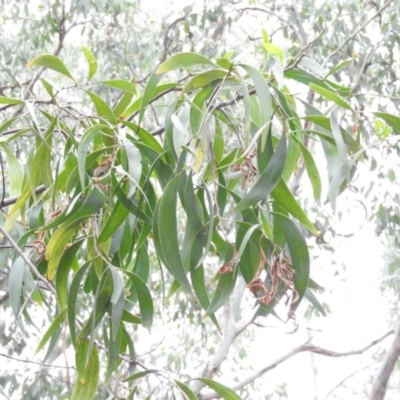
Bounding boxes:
199 330 394 400
0 352 74 369
0 185 46 209
323 0 393 67
370 321 400 400
0 224 56 294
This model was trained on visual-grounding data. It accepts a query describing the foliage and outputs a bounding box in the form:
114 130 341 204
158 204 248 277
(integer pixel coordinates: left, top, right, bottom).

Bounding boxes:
1 0 400 399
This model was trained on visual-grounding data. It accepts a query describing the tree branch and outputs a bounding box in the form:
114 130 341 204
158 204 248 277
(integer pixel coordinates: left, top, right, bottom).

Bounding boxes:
369 321 400 400
323 0 393 67
0 224 56 294
0 185 46 209
199 330 394 399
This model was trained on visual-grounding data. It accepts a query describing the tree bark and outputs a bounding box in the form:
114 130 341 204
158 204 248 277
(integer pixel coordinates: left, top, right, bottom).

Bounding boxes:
370 320 400 400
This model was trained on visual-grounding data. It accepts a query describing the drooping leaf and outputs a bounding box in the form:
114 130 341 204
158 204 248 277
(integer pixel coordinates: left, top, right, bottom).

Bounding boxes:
71 340 100 400
198 378 242 400
27 54 75 81
234 131 286 212
373 112 400 134
82 46 98 81
273 213 310 310
156 52 214 74
153 173 193 295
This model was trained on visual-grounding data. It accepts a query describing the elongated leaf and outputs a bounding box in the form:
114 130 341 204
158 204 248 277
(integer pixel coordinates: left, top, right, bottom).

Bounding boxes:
2 145 24 196
330 107 350 181
175 380 198 400
325 58 353 78
153 174 193 295
55 239 84 310
0 96 24 105
310 83 352 110
263 42 284 61
9 257 25 318
181 69 228 95
373 112 400 134
82 46 98 81
27 54 75 81
77 124 109 192
239 64 272 141
273 214 310 310
71 341 100 400
123 369 159 382
293 137 322 201
68 262 91 349
305 288 327 316
35 310 67 354
206 262 238 315
100 79 136 93
156 52 214 74
271 180 318 235
85 90 115 121
234 132 286 212
138 71 163 126
125 271 153 329
198 378 242 400
46 224 78 281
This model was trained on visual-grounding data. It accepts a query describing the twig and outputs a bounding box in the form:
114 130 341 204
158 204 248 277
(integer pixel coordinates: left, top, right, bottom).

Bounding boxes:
0 185 46 209
0 224 56 294
325 362 378 399
0 352 74 369
323 0 393 66
199 330 394 399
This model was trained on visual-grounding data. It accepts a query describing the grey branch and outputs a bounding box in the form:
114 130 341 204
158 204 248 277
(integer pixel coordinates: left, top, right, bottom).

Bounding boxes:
200 330 394 400
369 321 400 400
0 224 56 294
323 0 393 67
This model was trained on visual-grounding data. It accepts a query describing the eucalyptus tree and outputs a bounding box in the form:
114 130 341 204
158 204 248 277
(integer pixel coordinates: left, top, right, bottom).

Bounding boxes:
1 1 400 399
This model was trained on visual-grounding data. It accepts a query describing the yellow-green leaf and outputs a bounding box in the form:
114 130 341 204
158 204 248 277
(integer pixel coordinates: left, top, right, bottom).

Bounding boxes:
27 54 75 81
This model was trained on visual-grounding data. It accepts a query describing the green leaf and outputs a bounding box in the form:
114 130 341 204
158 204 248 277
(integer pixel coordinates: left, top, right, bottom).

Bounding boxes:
82 46 98 81
206 258 238 315
125 271 154 329
373 112 400 134
181 69 229 95
35 310 67 354
46 224 78 281
175 380 198 400
263 42 284 62
2 145 24 196
40 78 55 100
9 257 25 318
68 262 91 349
123 369 159 382
27 54 75 81
293 137 322 201
273 214 310 310
77 124 109 192
325 58 353 78
234 132 286 212
156 52 214 74
153 174 193 295
272 180 318 235
330 107 350 181
85 90 115 121
0 96 24 105
305 288 327 316
198 378 242 400
71 341 100 400
309 83 352 110
100 79 136 93
239 64 272 141
55 239 84 310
